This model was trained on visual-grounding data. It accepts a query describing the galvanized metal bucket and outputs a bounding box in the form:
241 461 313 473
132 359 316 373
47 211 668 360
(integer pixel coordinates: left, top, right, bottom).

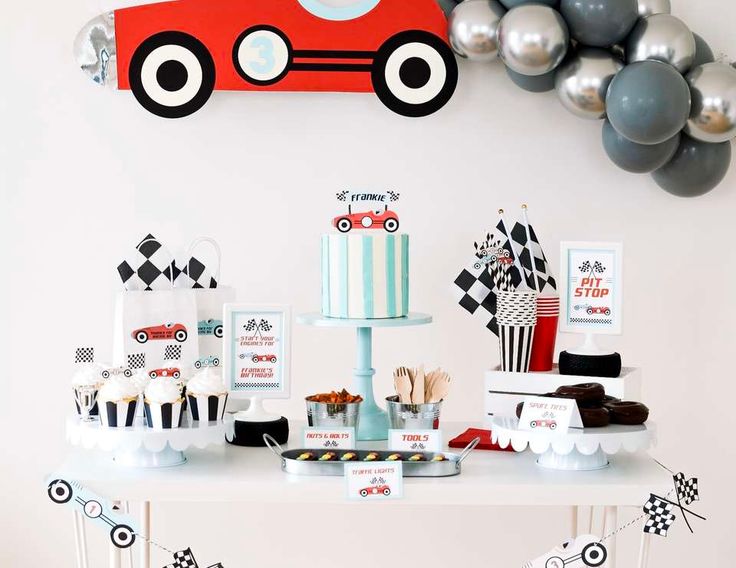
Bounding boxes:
386 396 442 430
306 399 361 429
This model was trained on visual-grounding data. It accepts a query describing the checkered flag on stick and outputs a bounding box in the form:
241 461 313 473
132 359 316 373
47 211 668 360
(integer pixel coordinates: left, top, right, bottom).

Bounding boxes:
165 548 199 568
336 190 349 202
674 473 700 505
258 319 273 332
75 347 95 364
643 494 677 537
164 345 182 361
127 353 145 370
387 190 400 202
244 319 258 333
453 260 500 336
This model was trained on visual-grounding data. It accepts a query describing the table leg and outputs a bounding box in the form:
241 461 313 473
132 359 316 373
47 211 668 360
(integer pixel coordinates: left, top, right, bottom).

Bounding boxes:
637 530 651 568
140 501 151 568
604 506 618 568
571 507 578 537
72 510 89 568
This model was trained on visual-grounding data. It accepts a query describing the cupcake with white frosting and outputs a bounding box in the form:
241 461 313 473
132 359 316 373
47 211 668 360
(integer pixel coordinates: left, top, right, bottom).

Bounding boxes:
144 378 184 429
97 376 139 428
71 363 105 417
186 366 228 423
129 369 151 418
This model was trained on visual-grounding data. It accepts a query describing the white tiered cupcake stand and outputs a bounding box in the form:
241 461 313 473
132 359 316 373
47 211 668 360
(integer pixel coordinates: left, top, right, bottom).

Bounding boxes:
297 312 432 441
491 416 656 471
66 415 233 467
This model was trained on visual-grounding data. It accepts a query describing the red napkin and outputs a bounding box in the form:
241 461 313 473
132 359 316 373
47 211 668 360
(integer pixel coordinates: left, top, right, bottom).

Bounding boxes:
449 428 515 452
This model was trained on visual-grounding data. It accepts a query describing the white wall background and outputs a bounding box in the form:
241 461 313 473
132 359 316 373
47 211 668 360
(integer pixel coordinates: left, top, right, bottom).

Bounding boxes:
2 1 735 566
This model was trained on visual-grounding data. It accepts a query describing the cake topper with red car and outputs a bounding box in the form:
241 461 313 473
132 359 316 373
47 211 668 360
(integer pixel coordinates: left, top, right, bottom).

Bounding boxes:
333 190 400 233
74 0 457 118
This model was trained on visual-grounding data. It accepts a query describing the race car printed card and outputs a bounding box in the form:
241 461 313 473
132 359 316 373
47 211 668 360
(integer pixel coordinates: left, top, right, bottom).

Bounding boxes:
518 396 583 435
560 242 623 335
223 304 291 399
345 461 403 501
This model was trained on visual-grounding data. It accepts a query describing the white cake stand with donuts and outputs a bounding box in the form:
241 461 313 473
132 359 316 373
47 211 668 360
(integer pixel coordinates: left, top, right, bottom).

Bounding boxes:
66 415 233 468
490 416 656 471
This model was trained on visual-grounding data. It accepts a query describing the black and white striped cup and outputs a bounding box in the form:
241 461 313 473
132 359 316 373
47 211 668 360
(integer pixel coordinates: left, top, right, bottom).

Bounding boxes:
187 393 228 423
497 290 538 373
99 399 138 428
144 400 184 429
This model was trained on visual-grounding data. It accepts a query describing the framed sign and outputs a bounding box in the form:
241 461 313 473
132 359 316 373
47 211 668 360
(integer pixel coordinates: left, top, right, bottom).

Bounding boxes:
560 242 623 335
223 304 291 400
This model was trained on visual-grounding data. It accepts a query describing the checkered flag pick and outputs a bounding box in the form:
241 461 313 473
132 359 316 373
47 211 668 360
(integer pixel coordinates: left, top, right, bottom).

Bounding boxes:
674 473 700 505
165 548 199 568
164 345 182 361
75 347 95 364
127 353 145 370
643 495 677 537
453 261 499 336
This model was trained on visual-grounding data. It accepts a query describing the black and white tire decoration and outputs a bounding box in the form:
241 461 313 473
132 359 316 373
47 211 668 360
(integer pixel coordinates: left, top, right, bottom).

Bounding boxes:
214 325 223 338
384 218 399 232
581 542 607 567
110 525 136 549
101 369 111 379
129 31 216 119
194 361 202 370
135 331 148 344
48 480 73 504
233 25 292 86
174 329 188 342
372 31 458 118
336 218 352 233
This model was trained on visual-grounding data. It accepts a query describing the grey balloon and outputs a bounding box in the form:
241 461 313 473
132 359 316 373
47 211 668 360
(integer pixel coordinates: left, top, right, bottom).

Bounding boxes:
448 0 507 61
652 134 732 197
627 14 696 73
506 66 556 92
637 0 670 17
500 0 558 7
685 63 736 143
606 60 691 145
602 120 680 173
437 0 461 18
692 33 715 69
560 0 638 48
555 48 623 119
497 5 569 76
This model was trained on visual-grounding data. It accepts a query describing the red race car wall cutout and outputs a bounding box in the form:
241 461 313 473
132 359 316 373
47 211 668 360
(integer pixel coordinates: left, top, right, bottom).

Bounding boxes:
74 0 458 118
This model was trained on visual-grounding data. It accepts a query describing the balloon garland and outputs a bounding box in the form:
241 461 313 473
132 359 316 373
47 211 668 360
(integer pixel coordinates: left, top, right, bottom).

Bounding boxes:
444 0 735 197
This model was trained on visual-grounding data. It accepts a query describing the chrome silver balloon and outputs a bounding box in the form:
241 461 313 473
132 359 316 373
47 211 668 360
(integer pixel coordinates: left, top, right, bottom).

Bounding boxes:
686 63 736 143
555 48 623 119
448 0 507 62
498 4 569 76
74 12 117 87
627 13 695 74
637 0 671 17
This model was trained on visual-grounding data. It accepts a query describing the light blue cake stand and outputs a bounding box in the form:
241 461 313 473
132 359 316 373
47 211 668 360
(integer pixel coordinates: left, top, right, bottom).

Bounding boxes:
296 312 433 441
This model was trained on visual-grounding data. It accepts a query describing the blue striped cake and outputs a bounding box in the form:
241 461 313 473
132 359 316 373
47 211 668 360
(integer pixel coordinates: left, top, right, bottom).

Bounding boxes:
321 233 409 319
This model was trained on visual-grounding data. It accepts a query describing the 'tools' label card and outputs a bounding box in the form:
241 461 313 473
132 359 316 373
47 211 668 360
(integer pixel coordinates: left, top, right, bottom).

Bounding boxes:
388 429 443 452
302 427 356 449
518 396 583 435
345 462 403 501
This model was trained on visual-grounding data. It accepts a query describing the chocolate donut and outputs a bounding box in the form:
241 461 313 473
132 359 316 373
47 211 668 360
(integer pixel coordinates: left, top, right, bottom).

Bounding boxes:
579 406 610 428
607 401 649 425
555 383 605 405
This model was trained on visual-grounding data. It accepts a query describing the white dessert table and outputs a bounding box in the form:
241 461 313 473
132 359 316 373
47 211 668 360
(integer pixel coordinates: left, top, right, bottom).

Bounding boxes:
55 421 671 568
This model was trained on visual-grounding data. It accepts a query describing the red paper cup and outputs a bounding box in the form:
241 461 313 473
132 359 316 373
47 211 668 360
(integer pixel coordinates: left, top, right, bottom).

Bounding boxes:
529 296 559 372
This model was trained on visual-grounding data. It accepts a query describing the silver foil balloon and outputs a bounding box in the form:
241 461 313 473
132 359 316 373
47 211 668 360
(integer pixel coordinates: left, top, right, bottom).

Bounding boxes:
555 48 623 119
627 14 696 74
74 12 117 87
449 0 507 62
637 0 671 17
497 5 569 76
686 63 736 143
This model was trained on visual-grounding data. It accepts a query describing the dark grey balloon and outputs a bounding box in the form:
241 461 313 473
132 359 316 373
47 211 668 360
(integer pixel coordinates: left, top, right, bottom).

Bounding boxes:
505 66 556 92
606 60 691 145
560 0 639 47
602 120 680 173
500 0 558 7
652 134 731 196
692 33 715 68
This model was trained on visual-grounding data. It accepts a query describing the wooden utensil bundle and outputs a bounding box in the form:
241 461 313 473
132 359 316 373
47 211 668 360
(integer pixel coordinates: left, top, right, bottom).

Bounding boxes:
393 366 451 404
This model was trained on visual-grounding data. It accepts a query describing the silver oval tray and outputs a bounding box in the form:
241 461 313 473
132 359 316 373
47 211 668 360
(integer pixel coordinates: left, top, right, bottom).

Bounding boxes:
263 434 480 477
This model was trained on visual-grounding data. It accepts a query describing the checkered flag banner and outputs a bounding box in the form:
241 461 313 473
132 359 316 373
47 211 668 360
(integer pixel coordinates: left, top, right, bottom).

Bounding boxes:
164 345 182 361
165 548 199 568
127 353 146 370
453 260 499 336
643 494 677 537
75 347 95 364
508 221 557 293
674 473 700 505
